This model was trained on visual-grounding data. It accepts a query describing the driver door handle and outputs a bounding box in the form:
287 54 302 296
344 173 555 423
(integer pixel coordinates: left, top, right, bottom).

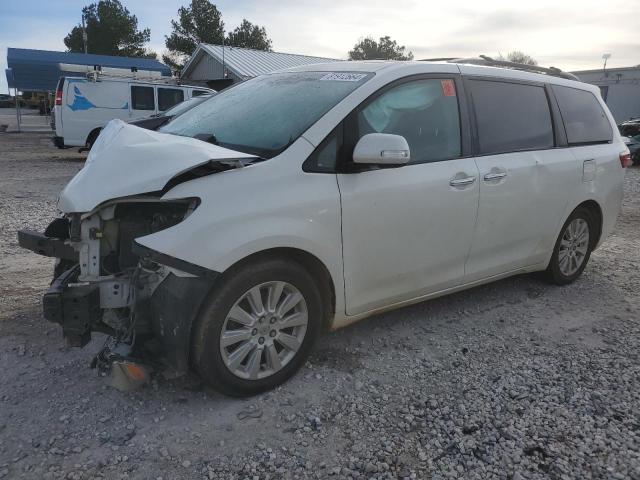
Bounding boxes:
483 172 507 181
449 176 476 187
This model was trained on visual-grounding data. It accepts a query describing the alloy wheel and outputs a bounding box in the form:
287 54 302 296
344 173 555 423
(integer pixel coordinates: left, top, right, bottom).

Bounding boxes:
219 281 308 380
558 218 590 276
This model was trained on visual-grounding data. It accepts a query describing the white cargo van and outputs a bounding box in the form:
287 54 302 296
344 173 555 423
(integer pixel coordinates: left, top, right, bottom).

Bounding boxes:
52 74 213 149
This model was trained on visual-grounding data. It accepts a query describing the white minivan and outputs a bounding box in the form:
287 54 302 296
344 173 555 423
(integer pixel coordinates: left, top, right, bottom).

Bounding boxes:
52 75 213 149
20 60 628 396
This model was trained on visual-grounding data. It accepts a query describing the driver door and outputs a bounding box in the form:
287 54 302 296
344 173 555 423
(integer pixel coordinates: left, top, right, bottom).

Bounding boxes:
337 76 480 316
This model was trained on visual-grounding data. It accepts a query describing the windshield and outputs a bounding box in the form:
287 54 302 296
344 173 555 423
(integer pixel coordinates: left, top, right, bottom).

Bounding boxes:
163 94 213 117
160 72 373 158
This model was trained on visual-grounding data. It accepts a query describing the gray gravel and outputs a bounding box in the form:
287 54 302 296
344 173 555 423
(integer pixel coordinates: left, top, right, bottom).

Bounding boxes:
1 132 639 479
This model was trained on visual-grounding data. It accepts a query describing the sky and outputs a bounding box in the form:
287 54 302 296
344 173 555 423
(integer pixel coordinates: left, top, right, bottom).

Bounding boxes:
1 0 639 93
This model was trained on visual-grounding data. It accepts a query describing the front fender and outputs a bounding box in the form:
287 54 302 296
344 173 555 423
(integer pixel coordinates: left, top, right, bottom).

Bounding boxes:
134 142 345 319
136 207 342 291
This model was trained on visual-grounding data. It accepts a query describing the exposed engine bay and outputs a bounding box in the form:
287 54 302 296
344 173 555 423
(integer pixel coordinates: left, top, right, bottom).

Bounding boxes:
65 198 197 343
19 197 202 382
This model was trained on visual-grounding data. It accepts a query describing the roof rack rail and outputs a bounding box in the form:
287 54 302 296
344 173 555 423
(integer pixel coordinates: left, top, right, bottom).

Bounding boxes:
418 57 459 62
421 55 579 81
85 70 180 84
58 64 178 84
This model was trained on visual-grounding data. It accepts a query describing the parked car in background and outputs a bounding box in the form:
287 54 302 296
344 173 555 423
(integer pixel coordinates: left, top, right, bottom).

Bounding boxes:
129 92 215 130
0 94 14 108
19 60 627 396
619 119 640 165
0 94 27 108
52 75 213 149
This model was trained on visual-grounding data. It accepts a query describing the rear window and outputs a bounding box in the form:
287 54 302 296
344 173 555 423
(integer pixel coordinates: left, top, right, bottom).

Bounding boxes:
158 88 184 111
131 86 154 110
470 80 554 155
552 85 612 145
192 90 209 97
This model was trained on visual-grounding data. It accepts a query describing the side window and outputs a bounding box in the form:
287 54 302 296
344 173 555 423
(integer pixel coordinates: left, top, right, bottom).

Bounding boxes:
131 86 154 110
158 88 185 111
470 80 554 155
552 85 612 145
303 125 342 173
356 78 461 163
192 90 208 97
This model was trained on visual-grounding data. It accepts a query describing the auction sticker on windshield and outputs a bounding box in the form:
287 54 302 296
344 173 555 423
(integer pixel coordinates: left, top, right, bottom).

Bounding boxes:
320 73 369 82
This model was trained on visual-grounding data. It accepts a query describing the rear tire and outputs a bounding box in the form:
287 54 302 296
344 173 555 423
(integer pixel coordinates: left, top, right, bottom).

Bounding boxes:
192 258 322 397
544 207 594 285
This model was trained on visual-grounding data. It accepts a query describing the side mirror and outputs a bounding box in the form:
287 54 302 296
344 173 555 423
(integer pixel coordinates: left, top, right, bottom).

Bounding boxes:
352 133 411 166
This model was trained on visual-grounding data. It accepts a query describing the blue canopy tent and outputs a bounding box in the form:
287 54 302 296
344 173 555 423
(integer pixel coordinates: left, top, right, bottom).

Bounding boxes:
6 48 171 92
5 48 171 131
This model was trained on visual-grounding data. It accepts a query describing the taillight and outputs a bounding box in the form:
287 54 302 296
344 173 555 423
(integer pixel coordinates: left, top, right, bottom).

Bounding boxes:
620 151 632 168
55 89 62 106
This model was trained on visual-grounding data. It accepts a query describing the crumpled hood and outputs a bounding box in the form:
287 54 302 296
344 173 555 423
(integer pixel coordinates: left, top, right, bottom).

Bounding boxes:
58 119 255 213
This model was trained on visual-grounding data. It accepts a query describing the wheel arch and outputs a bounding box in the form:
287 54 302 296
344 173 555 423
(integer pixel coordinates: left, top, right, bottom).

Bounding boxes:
218 247 336 333
574 199 603 249
85 127 102 148
149 246 337 377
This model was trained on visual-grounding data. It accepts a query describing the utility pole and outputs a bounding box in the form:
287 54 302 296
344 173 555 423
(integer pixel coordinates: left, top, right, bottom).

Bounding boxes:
602 53 611 72
82 14 88 54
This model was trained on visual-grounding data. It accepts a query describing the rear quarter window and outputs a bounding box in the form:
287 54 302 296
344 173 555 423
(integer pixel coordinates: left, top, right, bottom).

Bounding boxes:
552 85 612 145
469 80 554 155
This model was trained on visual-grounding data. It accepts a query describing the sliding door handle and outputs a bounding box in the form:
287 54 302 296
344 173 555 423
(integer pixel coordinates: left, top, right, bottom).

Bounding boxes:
483 172 507 181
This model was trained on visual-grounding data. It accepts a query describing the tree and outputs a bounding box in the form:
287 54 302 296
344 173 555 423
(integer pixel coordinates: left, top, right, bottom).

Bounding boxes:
64 0 151 57
500 51 538 66
226 19 272 51
164 0 224 70
164 1 273 71
348 36 413 61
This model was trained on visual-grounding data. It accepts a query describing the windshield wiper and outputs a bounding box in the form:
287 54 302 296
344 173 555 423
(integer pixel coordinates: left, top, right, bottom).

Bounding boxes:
192 134 269 162
193 133 219 145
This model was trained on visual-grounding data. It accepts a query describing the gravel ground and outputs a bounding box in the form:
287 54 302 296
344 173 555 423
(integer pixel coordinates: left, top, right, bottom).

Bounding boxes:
0 132 639 480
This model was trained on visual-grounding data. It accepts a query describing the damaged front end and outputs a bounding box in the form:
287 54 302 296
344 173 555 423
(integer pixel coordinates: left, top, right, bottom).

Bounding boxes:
17 120 256 383
19 197 214 377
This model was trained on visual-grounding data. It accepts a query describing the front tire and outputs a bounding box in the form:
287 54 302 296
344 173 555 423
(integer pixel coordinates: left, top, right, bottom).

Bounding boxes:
544 207 593 285
192 258 322 396
85 128 101 151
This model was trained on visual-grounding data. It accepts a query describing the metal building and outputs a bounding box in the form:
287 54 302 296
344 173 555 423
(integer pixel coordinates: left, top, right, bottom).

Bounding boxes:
572 66 640 123
180 44 339 90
